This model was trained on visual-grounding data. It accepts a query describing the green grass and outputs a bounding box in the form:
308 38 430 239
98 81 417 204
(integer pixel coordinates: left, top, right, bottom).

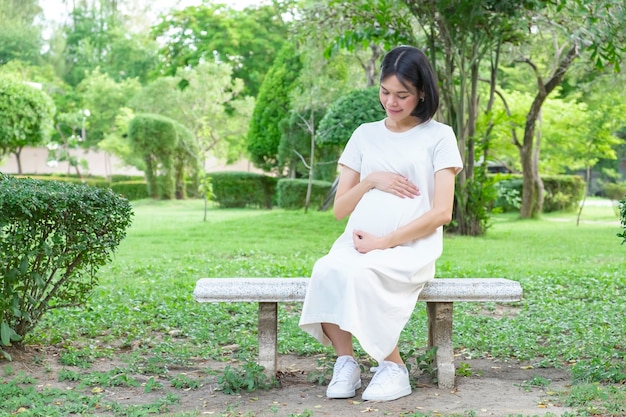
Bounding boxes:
2 198 625 416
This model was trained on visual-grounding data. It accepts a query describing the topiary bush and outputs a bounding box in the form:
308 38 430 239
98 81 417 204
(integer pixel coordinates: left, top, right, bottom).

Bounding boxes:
210 171 277 208
276 178 333 210
0 174 133 359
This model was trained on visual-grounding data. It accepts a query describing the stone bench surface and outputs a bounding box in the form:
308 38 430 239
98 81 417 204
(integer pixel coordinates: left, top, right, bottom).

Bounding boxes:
193 277 522 303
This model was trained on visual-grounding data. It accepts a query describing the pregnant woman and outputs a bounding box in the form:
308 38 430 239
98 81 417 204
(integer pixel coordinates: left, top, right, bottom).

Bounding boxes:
299 46 463 402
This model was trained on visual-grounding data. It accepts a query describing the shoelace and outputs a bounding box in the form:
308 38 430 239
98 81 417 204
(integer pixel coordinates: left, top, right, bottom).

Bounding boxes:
369 363 403 385
332 358 358 383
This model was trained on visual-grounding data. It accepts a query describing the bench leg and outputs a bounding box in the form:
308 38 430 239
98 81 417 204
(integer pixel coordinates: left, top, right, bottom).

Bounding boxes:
258 302 278 377
427 301 455 389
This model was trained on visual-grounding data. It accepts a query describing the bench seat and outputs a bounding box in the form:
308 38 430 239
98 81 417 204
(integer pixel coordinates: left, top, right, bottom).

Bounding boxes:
193 277 522 389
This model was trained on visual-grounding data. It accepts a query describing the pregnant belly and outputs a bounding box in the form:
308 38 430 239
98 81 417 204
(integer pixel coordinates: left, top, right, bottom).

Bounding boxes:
347 189 426 237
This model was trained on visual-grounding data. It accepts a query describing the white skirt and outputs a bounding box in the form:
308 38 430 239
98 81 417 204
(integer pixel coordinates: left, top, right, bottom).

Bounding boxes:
298 240 435 363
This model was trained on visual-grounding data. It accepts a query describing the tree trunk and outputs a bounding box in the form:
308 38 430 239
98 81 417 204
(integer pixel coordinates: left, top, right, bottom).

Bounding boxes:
518 44 579 218
13 148 23 175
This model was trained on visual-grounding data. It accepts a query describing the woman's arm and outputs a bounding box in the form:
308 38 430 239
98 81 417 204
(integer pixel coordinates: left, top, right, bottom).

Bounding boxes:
353 167 457 253
333 165 420 220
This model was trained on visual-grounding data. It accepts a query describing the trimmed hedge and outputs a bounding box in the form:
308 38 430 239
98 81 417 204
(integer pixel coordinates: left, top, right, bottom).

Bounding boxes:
276 178 333 210
12 174 111 189
209 171 277 208
493 174 585 213
110 180 150 201
0 174 133 357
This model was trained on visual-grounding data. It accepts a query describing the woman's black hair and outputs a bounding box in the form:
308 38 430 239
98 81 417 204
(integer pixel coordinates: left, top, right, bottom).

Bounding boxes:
379 46 439 121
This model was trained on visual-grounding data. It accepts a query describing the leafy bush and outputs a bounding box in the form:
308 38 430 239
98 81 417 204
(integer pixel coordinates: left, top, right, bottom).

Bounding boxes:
317 87 386 148
542 175 585 212
493 176 523 212
276 178 333 210
13 174 111 189
210 171 277 208
0 174 133 358
492 174 584 213
600 181 626 201
618 196 626 245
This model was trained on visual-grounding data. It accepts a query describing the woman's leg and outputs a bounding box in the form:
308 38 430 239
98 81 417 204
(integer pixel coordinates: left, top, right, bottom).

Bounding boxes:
384 346 404 365
322 323 354 356
322 322 361 398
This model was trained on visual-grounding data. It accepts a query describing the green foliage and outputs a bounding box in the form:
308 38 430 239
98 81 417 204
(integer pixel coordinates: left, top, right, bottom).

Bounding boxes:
492 174 585 213
492 175 523 212
317 87 386 148
572 357 626 384
128 113 180 199
618 196 626 244
0 174 133 358
0 19 42 66
0 77 55 159
210 171 277 209
170 373 201 390
217 362 278 394
451 167 499 235
401 346 438 384
599 181 626 201
542 175 585 212
151 3 289 97
276 178 333 210
247 43 302 173
110 180 150 201
75 68 141 148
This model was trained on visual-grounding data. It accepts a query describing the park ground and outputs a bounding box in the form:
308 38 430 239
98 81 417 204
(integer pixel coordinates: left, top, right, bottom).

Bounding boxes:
4 346 575 417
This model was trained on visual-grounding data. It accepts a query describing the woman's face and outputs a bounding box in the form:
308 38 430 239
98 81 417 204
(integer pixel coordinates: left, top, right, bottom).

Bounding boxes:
379 75 420 125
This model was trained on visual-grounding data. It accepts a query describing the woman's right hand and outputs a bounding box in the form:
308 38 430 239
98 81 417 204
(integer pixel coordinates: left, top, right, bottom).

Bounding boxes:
366 172 420 199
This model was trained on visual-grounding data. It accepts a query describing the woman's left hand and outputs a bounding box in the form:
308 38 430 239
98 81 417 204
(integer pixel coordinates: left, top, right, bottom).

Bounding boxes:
352 230 388 253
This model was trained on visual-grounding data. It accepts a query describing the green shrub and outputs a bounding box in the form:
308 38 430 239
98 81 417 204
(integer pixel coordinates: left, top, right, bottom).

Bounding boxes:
600 181 626 201
493 175 523 212
492 174 584 213
0 174 133 359
542 175 585 212
110 174 144 182
618 196 626 245
210 171 277 208
110 180 150 201
13 174 111 189
276 178 333 210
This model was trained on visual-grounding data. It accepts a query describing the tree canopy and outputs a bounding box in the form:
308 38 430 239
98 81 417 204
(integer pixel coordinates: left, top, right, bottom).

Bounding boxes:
0 78 55 173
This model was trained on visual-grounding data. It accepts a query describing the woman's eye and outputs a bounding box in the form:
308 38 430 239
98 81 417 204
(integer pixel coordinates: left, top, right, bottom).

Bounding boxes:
398 96 408 100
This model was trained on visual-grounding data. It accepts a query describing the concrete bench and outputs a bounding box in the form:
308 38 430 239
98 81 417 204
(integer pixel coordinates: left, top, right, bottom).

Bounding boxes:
193 277 522 389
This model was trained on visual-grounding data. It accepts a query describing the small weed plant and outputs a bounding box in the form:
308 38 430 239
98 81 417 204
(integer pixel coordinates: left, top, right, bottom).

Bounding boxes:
217 362 279 394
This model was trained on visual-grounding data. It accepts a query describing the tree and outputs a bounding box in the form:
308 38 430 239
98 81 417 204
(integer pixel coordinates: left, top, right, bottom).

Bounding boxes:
128 113 180 199
246 43 302 174
76 68 141 148
511 0 625 218
151 2 290 97
299 0 413 87
130 61 253 170
0 0 43 66
280 44 355 183
0 78 55 173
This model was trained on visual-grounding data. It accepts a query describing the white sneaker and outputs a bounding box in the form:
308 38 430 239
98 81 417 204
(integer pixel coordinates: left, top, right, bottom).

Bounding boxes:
326 355 362 398
362 361 411 401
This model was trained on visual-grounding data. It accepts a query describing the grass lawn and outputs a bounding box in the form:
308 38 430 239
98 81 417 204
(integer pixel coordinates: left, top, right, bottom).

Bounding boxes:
1 198 625 416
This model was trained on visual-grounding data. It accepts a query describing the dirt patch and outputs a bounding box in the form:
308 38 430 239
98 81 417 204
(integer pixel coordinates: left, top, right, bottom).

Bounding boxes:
1 346 573 416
